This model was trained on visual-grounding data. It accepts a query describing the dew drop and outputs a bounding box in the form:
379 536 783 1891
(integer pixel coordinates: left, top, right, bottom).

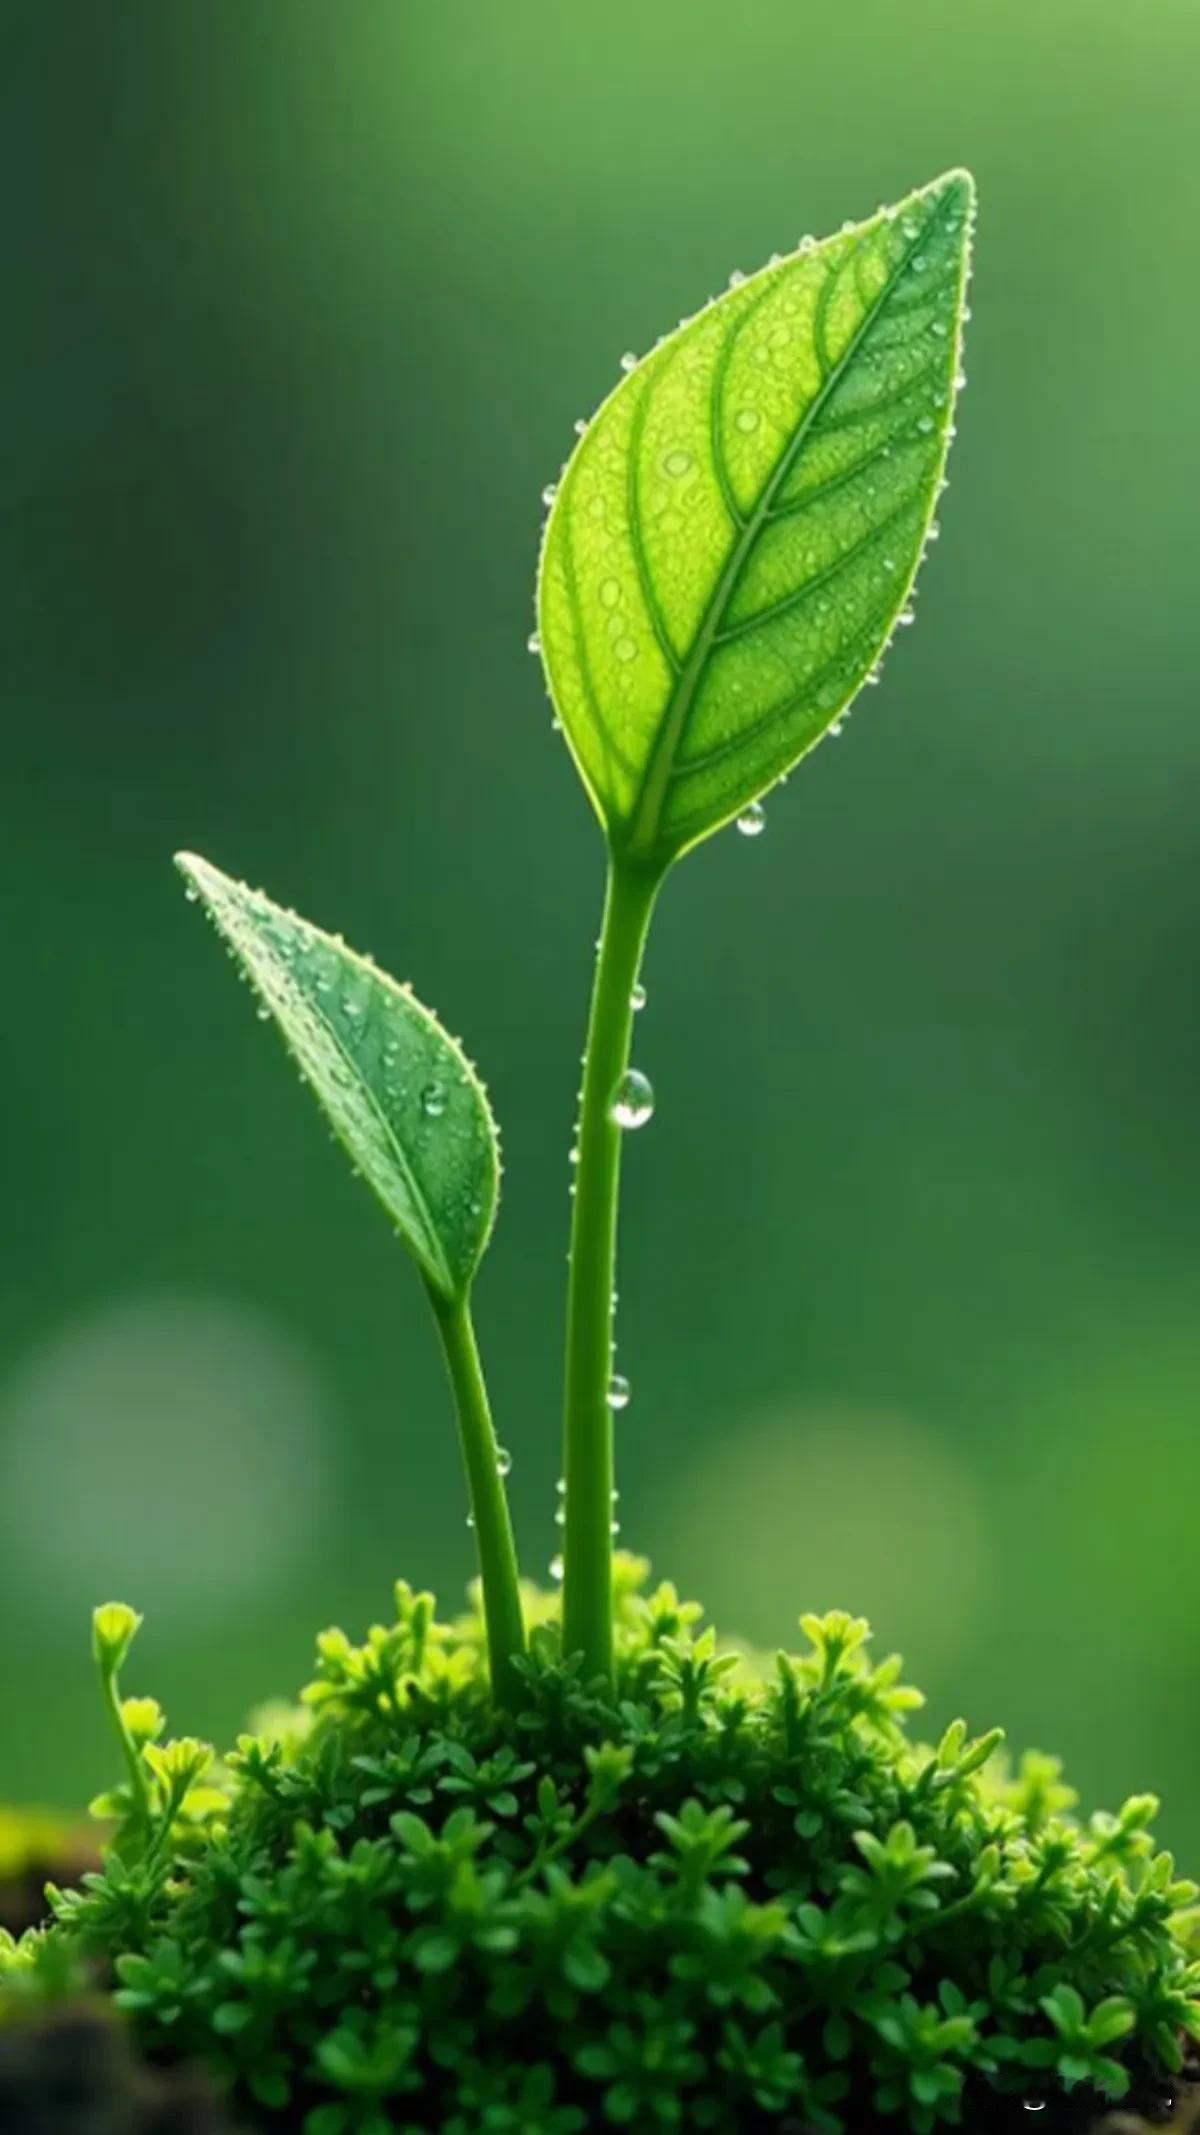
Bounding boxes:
1021 2104 1046 2117
613 635 639 663
555 1504 565 1526
728 267 746 287
915 414 935 436
573 418 588 436
735 407 760 434
495 1445 513 1478
527 632 541 654
556 1476 566 1496
736 800 766 838
420 1081 447 1120
620 350 638 372
549 1554 565 1583
663 448 693 478
466 1512 476 1530
541 482 558 506
610 1520 621 1536
608 1373 631 1411
599 576 621 610
184 884 200 903
897 608 915 627
611 1069 654 1130
630 981 647 1013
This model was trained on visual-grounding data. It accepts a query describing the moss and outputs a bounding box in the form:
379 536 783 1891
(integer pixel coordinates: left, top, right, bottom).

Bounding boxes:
3 1562 1199 2134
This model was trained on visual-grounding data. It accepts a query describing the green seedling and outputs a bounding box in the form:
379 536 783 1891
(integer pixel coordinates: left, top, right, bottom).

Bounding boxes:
186 167 972 1699
7 172 1199 2135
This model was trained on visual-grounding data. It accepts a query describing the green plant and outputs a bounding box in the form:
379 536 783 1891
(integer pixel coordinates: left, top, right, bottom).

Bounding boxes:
5 1581 1200 2132
7 170 1199 2132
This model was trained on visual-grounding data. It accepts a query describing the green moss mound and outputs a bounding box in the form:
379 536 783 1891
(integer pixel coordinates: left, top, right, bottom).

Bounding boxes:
3 1562 1199 2135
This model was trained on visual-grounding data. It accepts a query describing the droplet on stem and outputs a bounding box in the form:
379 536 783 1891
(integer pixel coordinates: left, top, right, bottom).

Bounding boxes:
611 1070 654 1130
607 1372 631 1411
736 800 766 838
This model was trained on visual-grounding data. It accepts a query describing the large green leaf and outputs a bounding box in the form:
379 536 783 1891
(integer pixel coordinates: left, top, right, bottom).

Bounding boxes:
538 169 974 865
176 854 499 1303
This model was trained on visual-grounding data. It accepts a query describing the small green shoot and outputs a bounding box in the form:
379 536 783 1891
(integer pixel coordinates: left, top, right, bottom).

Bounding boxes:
175 854 524 1701
538 170 974 1675
173 174 973 1691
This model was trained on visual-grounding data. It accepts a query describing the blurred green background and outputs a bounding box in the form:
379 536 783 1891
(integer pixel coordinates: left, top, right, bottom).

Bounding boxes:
5 0 1200 1849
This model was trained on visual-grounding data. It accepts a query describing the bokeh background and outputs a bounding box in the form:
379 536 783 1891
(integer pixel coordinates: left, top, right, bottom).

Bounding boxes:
5 0 1200 1849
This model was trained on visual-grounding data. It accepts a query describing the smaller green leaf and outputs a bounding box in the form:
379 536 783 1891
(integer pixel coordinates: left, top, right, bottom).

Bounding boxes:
176 853 499 1303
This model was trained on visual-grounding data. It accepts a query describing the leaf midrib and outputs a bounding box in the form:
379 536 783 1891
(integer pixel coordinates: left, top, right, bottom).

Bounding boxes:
622 187 958 861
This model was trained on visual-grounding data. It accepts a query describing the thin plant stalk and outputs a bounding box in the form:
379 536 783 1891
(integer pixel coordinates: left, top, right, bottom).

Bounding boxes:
561 855 663 1679
427 1286 526 1704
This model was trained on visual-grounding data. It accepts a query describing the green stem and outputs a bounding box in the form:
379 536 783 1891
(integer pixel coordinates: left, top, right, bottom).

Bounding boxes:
99 1664 152 1831
427 1288 526 1707
562 854 665 1680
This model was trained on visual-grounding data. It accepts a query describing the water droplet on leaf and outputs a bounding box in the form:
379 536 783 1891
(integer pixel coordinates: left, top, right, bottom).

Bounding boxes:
608 1373 631 1411
736 800 766 838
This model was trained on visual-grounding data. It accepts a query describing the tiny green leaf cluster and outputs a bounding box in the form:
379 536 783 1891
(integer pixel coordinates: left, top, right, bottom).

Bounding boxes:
5 1574 1199 2133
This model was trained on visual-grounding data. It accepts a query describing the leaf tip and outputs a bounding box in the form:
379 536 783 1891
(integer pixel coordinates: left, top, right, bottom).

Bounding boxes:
922 166 976 222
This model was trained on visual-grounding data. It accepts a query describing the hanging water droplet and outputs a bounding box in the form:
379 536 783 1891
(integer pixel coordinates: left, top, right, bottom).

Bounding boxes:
466 1512 476 1529
495 1446 513 1478
1021 2104 1047 2117
630 981 647 1013
573 417 588 436
184 884 200 903
728 267 746 287
420 1080 447 1120
611 1069 654 1130
527 631 541 654
610 1519 621 1536
736 800 766 838
897 608 915 627
541 482 558 507
549 1554 565 1583
556 1476 566 1496
620 350 638 372
608 1373 631 1411
255 1004 270 1022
